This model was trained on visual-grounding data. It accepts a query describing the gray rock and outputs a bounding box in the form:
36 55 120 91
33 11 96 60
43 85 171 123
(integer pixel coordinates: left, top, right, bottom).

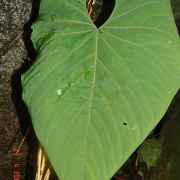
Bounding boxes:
0 0 32 179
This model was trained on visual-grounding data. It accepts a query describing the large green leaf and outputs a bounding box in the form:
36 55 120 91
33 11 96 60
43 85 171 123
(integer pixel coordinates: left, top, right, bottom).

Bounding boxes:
22 0 180 179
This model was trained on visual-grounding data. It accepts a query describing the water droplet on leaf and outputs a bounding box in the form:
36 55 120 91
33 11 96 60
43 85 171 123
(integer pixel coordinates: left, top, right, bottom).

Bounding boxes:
56 89 62 96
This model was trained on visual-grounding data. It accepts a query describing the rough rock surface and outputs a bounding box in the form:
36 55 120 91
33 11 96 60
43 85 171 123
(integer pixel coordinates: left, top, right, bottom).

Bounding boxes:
0 0 32 179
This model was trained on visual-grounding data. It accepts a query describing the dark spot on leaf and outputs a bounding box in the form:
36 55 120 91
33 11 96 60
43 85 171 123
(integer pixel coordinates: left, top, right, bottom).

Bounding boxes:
84 70 92 80
123 122 127 126
86 0 115 28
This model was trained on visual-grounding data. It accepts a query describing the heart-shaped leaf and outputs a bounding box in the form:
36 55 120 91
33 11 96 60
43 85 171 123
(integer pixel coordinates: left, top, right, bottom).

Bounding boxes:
22 0 180 179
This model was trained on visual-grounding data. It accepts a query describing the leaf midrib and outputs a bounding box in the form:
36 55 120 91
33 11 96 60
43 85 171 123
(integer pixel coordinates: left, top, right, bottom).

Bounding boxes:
81 31 98 179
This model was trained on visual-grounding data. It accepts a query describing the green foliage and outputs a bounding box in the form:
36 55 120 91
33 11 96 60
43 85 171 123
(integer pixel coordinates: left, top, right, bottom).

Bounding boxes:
138 138 162 168
22 0 180 179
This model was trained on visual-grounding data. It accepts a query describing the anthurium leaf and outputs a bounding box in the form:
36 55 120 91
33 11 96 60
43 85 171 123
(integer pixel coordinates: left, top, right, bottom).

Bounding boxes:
22 0 180 179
